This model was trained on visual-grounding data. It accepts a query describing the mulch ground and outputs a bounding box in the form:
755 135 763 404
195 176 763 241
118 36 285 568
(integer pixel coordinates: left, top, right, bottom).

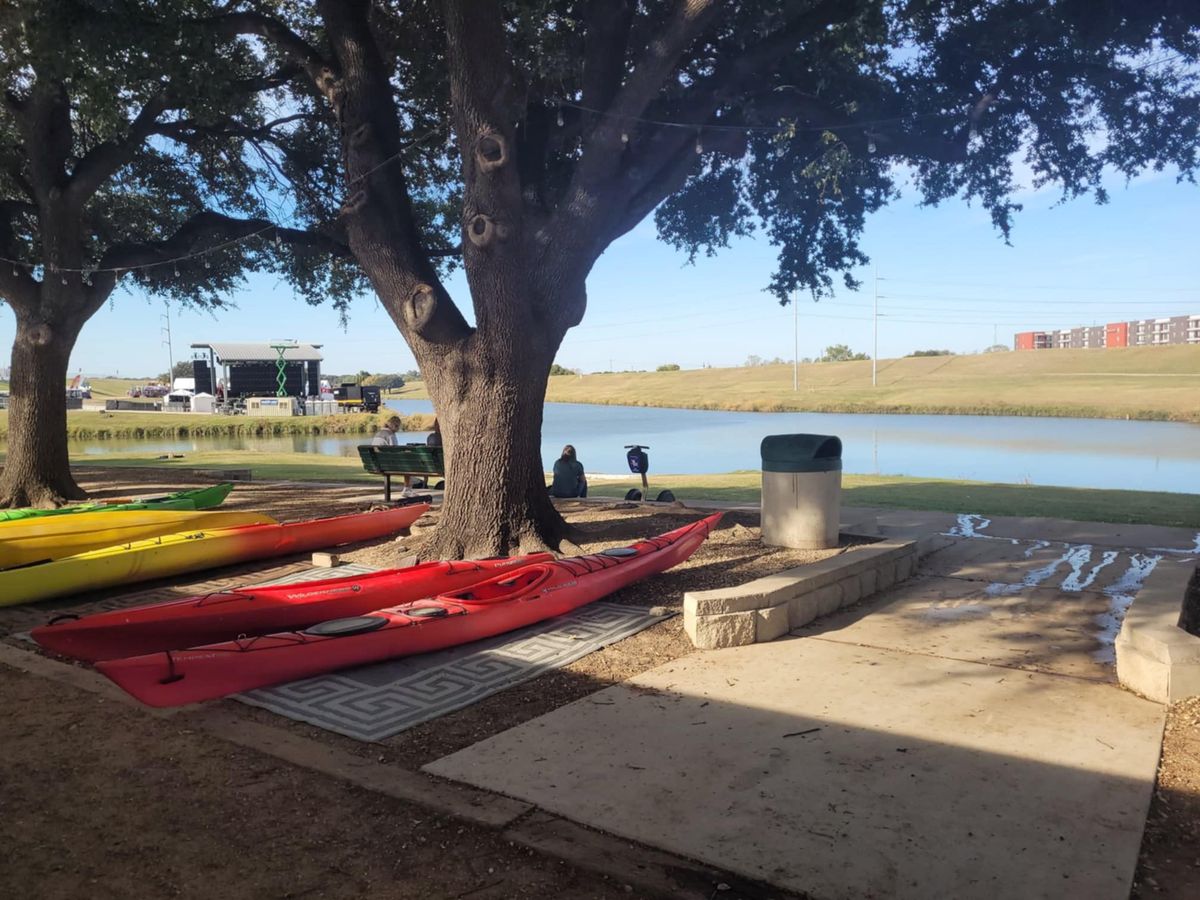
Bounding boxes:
3 468 1197 898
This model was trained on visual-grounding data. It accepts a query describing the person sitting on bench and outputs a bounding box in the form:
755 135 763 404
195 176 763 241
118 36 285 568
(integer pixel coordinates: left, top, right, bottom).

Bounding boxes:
372 415 403 446
548 444 587 498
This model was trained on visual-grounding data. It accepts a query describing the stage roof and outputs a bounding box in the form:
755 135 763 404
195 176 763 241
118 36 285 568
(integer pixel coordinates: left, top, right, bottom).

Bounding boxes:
191 342 323 362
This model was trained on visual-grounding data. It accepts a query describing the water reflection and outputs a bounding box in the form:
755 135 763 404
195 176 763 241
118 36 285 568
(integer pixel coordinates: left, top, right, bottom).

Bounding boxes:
13 398 1197 494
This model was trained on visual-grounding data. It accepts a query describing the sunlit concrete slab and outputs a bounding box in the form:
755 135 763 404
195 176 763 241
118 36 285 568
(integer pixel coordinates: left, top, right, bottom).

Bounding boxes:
918 536 1168 591
799 576 1120 681
426 638 1163 900
862 507 1200 555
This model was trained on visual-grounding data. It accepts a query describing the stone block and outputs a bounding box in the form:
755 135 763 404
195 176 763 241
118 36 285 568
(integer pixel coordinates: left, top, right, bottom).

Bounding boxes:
875 559 897 593
839 574 862 606
814 582 844 616
312 552 340 568
685 610 757 649
896 552 915 581
755 604 791 643
789 583 836 626
860 568 878 598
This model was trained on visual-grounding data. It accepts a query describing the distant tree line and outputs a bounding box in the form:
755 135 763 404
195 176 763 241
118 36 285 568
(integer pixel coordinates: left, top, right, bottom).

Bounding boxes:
818 345 870 363
906 349 955 358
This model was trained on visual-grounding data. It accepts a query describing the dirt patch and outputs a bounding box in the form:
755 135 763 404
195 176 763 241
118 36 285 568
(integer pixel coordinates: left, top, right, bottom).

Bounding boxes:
0 664 633 900
1133 696 1200 898
16 471 1199 896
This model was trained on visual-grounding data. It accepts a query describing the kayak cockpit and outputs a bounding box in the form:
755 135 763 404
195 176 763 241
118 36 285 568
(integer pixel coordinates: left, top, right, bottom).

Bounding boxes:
446 565 553 604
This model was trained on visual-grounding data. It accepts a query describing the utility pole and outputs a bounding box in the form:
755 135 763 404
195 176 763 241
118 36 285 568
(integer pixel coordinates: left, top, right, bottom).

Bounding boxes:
793 287 798 391
160 307 173 380
872 266 879 387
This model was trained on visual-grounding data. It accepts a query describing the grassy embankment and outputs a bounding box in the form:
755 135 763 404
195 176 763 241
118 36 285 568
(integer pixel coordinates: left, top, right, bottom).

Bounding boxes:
401 345 1200 423
66 451 1200 529
0 410 433 441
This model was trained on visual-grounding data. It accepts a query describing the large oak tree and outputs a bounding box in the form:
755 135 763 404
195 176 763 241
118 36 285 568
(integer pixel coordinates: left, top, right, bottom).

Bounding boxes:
0 0 350 506
8 2 1197 555
208 0 1197 558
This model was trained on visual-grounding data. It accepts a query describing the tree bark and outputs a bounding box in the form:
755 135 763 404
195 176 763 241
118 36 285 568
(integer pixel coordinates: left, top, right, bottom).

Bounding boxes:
417 314 568 559
0 308 87 507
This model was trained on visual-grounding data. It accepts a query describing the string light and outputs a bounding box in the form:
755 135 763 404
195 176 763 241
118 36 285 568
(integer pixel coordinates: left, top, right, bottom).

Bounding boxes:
204 257 211 269
621 131 629 144
551 97 965 136
695 129 703 153
867 139 877 153
556 105 564 127
0 131 442 278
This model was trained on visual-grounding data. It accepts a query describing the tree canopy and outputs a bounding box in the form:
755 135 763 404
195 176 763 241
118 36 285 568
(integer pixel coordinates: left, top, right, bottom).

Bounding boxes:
2 0 1197 543
0 0 353 504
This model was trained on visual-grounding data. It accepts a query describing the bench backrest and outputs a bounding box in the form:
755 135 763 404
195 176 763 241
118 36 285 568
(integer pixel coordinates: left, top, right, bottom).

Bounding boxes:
358 444 445 475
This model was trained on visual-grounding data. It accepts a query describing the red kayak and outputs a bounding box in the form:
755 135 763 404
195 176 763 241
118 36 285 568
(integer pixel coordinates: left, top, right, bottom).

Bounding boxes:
32 553 553 662
97 512 722 707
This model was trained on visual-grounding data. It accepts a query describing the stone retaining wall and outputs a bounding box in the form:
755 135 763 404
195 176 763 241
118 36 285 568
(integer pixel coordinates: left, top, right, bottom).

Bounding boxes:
1115 563 1200 703
683 537 929 649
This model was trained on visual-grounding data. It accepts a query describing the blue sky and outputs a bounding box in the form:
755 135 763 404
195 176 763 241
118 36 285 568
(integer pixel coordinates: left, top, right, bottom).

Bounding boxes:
2 165 1196 379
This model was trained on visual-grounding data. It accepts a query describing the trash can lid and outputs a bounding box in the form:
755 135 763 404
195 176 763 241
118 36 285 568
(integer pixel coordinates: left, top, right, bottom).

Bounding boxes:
760 434 842 473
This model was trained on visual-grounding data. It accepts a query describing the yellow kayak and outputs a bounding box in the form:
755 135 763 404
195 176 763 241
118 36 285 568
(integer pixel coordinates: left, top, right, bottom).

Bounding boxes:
0 510 274 569
0 505 428 607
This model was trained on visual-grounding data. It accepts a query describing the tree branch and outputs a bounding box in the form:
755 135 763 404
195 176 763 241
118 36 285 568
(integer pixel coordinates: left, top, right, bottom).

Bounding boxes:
16 79 73 204
317 0 469 346
66 95 171 207
96 211 347 275
581 0 635 112
441 0 530 330
605 0 724 126
206 11 338 101
0 202 39 308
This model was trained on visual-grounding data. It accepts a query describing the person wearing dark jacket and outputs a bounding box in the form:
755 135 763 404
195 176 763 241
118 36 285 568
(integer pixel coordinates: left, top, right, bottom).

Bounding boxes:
549 444 587 498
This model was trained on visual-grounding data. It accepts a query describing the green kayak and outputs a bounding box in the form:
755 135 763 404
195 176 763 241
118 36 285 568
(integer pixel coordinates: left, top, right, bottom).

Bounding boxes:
0 482 234 521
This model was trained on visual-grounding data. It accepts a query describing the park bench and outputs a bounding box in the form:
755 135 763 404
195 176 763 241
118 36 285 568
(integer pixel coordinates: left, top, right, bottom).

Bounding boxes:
358 444 445 501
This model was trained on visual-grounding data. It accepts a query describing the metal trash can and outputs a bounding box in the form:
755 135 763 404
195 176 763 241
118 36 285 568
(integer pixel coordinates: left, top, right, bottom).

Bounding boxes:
760 434 842 549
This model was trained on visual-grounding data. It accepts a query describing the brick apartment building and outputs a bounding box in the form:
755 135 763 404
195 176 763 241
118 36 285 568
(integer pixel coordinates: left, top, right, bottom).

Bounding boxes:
1014 314 1200 350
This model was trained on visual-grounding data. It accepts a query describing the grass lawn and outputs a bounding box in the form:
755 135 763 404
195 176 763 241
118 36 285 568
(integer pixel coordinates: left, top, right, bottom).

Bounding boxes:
399 346 1200 422
66 453 1200 529
587 472 1200 528
0 409 432 440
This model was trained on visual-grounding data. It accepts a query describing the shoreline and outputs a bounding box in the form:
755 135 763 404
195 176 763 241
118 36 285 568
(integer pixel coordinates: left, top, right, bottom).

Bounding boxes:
391 385 1200 426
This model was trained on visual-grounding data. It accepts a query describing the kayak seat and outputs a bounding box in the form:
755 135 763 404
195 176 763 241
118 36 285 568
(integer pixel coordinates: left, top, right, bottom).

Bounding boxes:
304 615 389 637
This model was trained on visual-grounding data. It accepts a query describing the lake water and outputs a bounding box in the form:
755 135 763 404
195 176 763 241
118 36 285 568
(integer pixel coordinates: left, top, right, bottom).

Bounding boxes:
38 399 1200 495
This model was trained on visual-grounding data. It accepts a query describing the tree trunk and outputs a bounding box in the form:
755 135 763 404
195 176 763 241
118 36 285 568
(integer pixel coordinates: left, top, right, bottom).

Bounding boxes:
420 336 567 559
0 310 87 507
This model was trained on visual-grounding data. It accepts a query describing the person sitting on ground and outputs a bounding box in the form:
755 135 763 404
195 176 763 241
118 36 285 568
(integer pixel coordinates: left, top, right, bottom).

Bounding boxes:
426 418 442 447
549 444 587 498
371 415 403 446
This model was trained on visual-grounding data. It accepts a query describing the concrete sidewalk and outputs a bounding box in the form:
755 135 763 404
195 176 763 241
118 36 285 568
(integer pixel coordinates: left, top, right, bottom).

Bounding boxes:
426 513 1196 899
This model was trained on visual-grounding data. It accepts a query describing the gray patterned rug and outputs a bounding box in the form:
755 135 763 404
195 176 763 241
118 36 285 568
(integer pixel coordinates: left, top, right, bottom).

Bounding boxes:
235 565 672 742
